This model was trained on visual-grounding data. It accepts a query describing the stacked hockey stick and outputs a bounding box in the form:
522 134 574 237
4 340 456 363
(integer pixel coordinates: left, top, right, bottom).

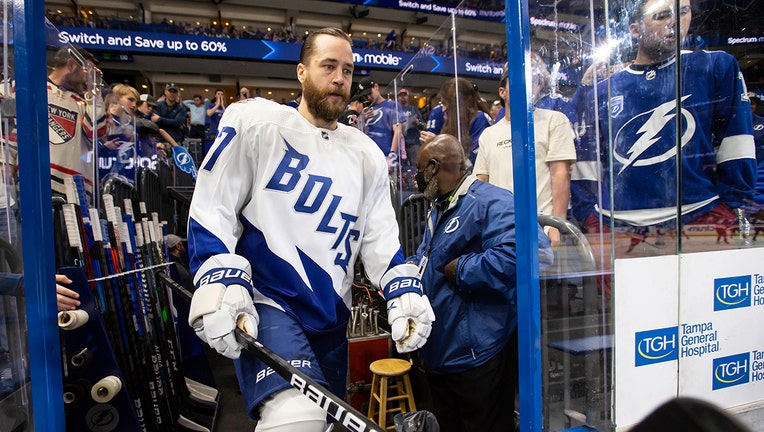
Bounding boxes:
55 174 219 431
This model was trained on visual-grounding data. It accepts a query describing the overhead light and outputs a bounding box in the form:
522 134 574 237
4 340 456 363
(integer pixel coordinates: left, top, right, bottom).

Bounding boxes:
141 84 148 89
204 88 209 92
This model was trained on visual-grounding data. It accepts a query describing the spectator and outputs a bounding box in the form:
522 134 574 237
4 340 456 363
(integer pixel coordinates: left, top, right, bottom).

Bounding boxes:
152 83 186 144
339 93 368 133
47 45 107 202
409 133 551 432
489 99 502 122
474 67 576 245
749 92 764 230
183 94 209 139
99 83 139 185
386 29 397 49
530 52 578 126
286 92 302 109
238 87 251 100
354 77 405 169
206 88 227 139
420 78 492 166
580 0 755 254
397 88 424 167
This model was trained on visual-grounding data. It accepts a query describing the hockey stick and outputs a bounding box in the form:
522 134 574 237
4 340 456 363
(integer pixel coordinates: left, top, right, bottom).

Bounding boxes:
158 271 386 432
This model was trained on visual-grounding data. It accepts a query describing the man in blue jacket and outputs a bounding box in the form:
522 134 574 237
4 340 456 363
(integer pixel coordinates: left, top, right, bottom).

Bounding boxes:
409 134 552 432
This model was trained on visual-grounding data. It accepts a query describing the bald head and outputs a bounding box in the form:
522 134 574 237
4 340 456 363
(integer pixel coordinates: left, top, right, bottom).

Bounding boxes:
417 134 467 200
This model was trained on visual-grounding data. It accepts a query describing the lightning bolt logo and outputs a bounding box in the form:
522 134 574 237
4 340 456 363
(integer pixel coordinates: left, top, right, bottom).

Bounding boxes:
613 95 695 174
364 107 384 127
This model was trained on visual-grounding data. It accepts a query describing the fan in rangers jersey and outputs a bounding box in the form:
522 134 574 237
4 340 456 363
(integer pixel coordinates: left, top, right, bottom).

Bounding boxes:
186 28 434 432
47 45 107 202
578 0 755 254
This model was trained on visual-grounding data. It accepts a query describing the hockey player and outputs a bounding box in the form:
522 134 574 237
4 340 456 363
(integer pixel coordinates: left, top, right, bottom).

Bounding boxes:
579 0 755 252
186 28 434 432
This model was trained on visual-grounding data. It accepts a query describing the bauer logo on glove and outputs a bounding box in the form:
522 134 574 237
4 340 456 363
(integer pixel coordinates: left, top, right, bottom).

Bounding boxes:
381 263 436 354
189 254 260 360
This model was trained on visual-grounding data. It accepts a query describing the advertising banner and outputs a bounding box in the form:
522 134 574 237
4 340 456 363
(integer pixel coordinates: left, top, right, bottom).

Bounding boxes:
614 248 764 430
614 255 680 429
54 27 504 79
678 249 764 406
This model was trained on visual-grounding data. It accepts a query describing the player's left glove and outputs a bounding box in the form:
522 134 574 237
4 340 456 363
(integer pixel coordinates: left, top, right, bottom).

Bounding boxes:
381 264 435 353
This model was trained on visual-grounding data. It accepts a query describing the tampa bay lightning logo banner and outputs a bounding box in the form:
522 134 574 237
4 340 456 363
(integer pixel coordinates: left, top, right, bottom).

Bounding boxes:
172 146 198 180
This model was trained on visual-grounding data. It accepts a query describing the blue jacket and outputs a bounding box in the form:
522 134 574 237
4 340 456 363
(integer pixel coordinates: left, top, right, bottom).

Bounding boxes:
410 175 552 375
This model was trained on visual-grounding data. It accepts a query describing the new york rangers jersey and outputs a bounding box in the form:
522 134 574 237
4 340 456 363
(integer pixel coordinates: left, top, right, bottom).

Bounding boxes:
188 99 405 334
594 50 755 226
48 80 107 201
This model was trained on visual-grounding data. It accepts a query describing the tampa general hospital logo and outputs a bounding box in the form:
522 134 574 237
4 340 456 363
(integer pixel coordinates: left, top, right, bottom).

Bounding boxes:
713 352 750 390
714 275 752 311
635 326 678 366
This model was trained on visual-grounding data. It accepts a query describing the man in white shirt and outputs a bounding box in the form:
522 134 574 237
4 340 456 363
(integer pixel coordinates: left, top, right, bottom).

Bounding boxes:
474 67 576 244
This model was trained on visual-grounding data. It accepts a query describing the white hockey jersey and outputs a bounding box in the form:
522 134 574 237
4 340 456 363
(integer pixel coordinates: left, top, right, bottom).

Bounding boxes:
48 79 106 200
188 99 405 333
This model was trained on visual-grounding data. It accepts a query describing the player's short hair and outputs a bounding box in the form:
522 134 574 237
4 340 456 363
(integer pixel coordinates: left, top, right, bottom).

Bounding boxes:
299 27 352 64
51 45 96 68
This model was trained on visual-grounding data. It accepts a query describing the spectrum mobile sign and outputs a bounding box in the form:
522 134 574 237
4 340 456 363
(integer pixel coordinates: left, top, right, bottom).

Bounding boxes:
54 27 502 78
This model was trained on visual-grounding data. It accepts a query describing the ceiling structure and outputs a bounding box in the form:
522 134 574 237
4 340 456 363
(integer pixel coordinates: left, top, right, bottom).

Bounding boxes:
44 0 764 97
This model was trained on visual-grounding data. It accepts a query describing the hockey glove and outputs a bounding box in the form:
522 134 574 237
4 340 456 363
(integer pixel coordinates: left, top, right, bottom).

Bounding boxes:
381 264 435 353
189 254 259 359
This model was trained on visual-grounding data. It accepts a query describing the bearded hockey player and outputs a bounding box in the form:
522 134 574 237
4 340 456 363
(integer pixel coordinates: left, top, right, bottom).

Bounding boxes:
186 28 434 432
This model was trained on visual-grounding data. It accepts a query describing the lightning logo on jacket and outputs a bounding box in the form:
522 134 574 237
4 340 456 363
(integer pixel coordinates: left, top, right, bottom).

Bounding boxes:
613 95 695 174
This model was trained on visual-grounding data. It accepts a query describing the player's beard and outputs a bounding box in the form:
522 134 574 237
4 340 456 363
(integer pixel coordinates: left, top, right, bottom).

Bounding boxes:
303 74 349 123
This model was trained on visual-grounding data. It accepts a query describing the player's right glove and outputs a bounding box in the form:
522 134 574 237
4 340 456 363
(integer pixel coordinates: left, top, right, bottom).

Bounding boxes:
189 254 259 360
381 264 435 353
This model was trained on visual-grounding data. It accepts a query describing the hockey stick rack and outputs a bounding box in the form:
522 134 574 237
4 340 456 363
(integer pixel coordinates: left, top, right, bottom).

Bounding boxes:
53 175 220 431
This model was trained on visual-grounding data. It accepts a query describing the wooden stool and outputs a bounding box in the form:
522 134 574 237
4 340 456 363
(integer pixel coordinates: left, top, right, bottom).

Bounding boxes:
367 358 417 430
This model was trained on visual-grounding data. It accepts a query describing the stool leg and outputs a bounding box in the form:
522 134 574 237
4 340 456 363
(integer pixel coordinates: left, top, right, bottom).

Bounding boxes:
403 373 416 412
368 374 379 421
378 376 388 429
